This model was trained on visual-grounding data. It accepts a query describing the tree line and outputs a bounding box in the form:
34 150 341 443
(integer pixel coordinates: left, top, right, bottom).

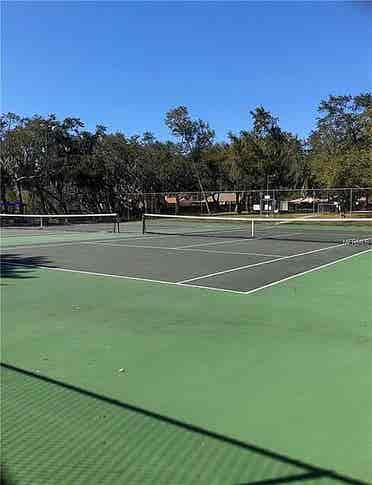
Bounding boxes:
0 93 371 216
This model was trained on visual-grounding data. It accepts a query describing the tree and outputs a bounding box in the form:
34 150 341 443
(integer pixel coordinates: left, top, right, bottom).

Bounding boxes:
165 106 215 213
1 92 369 218
226 107 306 212
0 113 44 213
0 113 24 212
308 93 372 187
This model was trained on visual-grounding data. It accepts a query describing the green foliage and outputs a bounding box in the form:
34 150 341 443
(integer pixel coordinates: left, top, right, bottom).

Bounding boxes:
165 106 215 212
226 107 307 190
308 93 372 187
0 92 370 216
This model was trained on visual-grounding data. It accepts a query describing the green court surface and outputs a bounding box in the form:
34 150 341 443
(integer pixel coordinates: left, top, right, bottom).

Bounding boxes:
1 250 372 484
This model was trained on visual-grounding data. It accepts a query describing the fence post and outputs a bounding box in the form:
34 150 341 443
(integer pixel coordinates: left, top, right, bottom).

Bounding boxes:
313 190 315 213
259 191 262 215
349 188 353 215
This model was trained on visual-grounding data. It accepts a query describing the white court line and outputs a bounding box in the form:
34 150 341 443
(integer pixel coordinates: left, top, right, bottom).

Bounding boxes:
80 241 282 258
0 230 297 250
176 231 305 249
176 238 252 248
177 242 346 284
0 231 210 249
0 235 284 258
0 237 280 258
244 248 372 295
0 232 168 251
143 226 306 249
2 261 246 295
1 239 282 258
116 232 215 242
176 234 265 248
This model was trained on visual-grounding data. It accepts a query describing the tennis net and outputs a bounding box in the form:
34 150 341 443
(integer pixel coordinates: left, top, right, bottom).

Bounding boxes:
142 213 372 244
0 213 120 234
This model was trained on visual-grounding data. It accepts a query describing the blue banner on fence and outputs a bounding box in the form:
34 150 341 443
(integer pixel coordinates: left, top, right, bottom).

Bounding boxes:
0 201 22 207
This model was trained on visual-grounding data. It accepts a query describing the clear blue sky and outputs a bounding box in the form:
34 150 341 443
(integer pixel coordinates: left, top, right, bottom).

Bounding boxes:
2 1 371 141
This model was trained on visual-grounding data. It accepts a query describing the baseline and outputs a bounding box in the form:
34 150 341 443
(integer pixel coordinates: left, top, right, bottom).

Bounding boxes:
1 261 246 295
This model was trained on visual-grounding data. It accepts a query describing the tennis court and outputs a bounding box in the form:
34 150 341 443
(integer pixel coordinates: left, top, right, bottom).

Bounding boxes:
1 215 372 484
2 214 372 294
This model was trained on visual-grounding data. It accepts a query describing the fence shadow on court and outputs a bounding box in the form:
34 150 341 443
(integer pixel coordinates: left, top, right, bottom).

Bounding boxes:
0 254 51 281
1 363 367 485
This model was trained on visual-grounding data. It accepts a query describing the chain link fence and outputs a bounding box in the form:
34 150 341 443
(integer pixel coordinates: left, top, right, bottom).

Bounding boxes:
118 187 372 220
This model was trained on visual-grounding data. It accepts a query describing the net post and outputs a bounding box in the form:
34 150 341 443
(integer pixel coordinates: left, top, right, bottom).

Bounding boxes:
251 219 255 238
142 214 146 234
39 217 43 230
